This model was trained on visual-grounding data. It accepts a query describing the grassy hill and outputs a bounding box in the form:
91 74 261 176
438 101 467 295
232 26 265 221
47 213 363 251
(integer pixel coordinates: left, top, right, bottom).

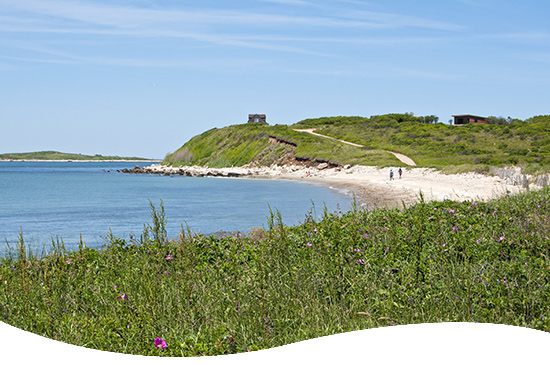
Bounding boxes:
163 123 399 168
293 114 550 174
0 151 156 161
163 113 550 173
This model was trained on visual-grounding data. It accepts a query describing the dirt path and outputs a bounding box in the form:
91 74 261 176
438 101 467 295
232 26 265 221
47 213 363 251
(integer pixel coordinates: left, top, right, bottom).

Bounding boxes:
387 151 416 166
294 128 417 166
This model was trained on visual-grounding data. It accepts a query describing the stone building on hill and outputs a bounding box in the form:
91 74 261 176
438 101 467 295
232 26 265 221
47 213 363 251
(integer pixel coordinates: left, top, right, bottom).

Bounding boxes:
248 114 267 124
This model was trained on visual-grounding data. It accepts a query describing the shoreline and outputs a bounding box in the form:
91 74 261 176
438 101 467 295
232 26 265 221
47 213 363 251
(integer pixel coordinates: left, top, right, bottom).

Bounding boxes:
125 163 539 209
0 159 161 162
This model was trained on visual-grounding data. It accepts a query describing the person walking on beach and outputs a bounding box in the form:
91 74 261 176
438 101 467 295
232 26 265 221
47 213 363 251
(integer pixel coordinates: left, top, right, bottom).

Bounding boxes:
398 168 402 179
390 169 394 181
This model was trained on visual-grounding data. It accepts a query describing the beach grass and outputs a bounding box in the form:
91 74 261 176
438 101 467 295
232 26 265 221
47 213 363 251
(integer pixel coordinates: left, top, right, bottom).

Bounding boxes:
1 188 550 356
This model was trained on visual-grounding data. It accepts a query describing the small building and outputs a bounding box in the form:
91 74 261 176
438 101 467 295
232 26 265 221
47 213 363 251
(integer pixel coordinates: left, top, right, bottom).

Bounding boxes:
248 114 267 124
452 114 487 125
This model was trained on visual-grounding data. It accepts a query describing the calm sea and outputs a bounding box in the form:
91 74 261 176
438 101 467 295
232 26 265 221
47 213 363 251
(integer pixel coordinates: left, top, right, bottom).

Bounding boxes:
0 161 353 254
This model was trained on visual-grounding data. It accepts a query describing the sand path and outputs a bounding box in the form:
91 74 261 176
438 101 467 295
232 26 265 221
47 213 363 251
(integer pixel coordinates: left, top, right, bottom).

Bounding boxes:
294 128 417 166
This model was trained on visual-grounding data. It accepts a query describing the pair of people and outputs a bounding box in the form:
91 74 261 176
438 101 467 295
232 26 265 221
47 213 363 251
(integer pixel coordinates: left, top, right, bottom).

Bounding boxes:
390 168 403 180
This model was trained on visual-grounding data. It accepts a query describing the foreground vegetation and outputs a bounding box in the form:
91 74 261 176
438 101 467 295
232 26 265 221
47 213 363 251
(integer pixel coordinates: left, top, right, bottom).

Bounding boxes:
2 187 550 356
0 151 155 161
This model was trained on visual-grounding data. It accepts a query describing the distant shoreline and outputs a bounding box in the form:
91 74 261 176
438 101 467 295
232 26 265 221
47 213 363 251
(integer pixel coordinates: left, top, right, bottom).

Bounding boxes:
0 159 161 162
0 150 160 162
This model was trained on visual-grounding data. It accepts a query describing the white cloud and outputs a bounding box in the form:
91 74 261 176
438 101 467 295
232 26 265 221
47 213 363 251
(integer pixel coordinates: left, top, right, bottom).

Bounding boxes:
0 0 463 64
0 0 460 32
0 61 16 70
336 9 462 31
258 0 312 5
482 32 550 43
0 0 465 71
456 0 493 8
519 52 550 64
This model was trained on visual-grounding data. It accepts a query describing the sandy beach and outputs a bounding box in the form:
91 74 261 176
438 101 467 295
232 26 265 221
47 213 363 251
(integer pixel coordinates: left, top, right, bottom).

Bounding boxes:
249 165 530 208
129 163 537 209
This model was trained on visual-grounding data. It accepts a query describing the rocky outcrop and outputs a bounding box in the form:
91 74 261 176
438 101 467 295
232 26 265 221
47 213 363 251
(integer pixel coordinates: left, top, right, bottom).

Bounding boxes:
121 158 347 179
536 174 549 187
122 165 257 178
491 167 549 188
294 156 340 169
268 135 298 147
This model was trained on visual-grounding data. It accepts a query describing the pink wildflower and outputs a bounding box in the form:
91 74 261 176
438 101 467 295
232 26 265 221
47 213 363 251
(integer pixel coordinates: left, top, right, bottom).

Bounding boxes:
306 242 312 247
154 337 167 349
165 254 173 260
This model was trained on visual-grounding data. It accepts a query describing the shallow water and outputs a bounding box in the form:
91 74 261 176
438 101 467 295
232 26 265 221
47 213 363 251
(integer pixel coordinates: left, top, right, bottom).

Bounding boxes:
0 161 353 254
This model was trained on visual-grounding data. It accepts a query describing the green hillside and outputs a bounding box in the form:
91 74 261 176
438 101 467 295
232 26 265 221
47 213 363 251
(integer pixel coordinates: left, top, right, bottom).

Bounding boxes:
0 151 155 161
163 123 398 168
293 114 550 174
164 113 550 173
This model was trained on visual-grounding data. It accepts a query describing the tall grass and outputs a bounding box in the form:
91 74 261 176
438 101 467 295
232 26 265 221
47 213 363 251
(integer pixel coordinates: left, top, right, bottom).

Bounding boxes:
1 188 550 356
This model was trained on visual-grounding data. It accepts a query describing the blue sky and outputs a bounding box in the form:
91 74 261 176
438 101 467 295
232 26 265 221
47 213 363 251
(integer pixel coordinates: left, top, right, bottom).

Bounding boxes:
1 0 549 158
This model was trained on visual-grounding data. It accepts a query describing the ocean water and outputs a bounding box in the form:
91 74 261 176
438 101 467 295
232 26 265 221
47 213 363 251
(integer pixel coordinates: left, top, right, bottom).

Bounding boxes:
0 161 353 254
